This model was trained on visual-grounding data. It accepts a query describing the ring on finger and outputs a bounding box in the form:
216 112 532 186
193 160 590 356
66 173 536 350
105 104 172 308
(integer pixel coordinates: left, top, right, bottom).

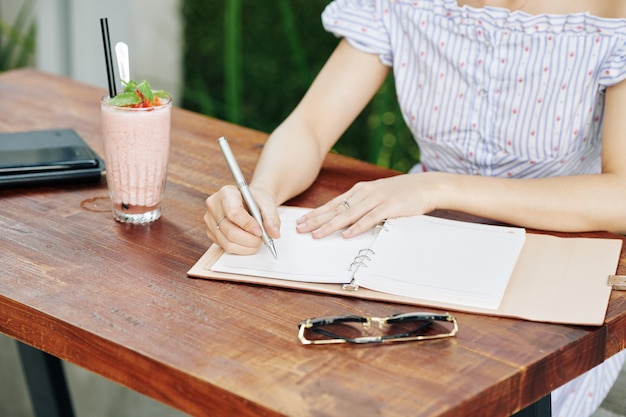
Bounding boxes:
341 200 351 210
216 216 226 230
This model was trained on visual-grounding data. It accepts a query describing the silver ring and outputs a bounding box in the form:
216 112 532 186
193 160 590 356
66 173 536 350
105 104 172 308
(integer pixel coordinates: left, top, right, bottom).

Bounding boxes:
341 200 351 210
216 216 226 230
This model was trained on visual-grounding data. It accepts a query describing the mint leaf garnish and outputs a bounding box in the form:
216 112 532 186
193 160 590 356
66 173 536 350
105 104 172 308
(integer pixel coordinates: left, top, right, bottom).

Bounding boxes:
154 90 170 99
137 80 154 102
122 80 138 92
107 92 141 107
107 79 170 107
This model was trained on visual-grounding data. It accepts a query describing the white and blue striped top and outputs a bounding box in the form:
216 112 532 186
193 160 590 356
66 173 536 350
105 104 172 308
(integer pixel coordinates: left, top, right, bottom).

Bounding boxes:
322 0 626 178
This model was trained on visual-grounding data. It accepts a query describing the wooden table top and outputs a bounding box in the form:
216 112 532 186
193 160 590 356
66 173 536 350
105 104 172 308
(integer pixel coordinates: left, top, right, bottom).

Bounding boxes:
1 69 625 417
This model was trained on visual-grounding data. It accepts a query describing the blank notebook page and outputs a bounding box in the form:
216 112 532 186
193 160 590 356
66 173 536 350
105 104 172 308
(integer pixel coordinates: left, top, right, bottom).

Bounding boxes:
211 206 377 283
355 215 526 310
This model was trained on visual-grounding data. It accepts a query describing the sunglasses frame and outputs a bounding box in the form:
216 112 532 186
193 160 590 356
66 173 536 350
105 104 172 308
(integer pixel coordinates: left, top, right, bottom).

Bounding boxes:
298 312 458 345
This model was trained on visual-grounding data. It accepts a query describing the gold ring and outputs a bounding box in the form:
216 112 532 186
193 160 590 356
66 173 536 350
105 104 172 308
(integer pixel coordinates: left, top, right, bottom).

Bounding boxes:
216 216 226 230
341 200 351 210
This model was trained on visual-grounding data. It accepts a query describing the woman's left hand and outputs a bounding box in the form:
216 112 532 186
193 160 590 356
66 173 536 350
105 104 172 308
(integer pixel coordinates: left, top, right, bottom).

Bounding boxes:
296 173 440 239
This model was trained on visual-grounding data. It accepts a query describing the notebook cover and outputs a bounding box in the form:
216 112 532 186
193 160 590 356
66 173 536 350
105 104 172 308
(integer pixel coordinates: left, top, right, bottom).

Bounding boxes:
189 234 622 326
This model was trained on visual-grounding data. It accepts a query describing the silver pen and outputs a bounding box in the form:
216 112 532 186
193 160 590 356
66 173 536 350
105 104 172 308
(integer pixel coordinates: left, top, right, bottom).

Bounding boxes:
217 136 278 259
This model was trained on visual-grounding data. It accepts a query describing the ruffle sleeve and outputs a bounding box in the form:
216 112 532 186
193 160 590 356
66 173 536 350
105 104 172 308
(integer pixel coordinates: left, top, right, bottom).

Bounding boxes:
599 37 626 86
321 0 393 66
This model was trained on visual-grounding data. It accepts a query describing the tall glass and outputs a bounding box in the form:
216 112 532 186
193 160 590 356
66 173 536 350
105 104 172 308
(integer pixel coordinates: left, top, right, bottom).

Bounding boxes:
100 95 172 224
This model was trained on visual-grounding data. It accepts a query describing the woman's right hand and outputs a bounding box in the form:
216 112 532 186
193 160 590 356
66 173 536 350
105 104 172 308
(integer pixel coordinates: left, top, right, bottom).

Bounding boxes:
204 185 281 255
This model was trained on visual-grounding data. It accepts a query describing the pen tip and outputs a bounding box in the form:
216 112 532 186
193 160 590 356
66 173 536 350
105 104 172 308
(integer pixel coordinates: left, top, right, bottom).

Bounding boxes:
269 243 278 260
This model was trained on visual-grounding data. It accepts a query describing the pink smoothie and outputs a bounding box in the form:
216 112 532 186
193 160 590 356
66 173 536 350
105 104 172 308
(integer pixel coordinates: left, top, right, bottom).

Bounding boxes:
101 96 171 219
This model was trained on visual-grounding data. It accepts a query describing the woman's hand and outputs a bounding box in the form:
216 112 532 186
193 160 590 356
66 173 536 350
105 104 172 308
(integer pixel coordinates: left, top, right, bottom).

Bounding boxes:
296 173 440 239
204 185 281 254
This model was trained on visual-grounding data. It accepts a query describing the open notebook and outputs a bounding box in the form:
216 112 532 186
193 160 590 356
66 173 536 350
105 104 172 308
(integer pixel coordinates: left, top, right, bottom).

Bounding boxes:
188 206 623 325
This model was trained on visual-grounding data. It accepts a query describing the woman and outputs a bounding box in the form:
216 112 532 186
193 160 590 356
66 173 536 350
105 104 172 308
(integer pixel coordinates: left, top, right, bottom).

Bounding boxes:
205 1 626 415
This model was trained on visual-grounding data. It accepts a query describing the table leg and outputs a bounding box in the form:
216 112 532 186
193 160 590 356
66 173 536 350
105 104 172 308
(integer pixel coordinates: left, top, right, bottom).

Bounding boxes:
512 395 551 417
17 341 76 417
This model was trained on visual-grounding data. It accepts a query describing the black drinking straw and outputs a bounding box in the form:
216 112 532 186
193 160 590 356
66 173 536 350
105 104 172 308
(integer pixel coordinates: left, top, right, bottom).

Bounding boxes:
100 17 117 98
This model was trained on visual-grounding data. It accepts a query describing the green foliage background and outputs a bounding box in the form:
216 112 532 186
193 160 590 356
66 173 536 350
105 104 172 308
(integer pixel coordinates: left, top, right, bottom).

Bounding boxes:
181 0 419 172
0 0 36 71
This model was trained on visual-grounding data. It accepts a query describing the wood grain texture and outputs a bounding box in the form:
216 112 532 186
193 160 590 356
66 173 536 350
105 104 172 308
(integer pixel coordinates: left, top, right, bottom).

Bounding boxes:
0 69 625 417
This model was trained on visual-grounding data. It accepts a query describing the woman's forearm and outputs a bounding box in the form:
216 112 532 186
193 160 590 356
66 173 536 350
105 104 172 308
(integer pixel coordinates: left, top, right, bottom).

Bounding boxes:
436 171 626 233
250 39 390 206
250 114 329 205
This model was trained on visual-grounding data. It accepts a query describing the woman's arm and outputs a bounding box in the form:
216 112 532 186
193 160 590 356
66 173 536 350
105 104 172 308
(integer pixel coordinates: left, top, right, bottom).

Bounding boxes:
204 39 390 254
298 79 626 238
251 39 390 204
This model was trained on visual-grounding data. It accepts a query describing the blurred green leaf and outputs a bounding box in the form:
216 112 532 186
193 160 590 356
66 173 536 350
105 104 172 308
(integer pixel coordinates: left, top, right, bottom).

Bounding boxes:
181 0 419 170
0 0 36 71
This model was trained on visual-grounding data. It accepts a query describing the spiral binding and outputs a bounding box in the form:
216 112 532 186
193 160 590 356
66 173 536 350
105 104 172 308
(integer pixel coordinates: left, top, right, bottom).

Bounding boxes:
343 248 374 291
342 220 387 291
348 248 375 272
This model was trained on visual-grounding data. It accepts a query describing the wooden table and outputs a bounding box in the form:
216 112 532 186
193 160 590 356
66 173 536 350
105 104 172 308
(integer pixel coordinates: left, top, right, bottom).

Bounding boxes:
1 69 625 417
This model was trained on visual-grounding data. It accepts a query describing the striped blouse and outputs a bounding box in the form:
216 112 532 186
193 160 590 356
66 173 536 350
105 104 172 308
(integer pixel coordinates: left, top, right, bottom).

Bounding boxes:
322 0 626 178
322 1 626 416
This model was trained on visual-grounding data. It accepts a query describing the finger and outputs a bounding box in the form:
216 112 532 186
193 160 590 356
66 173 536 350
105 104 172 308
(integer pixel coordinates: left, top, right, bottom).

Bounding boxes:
205 185 243 221
310 208 361 239
225 206 262 237
204 186 264 254
341 206 388 238
213 217 263 254
260 206 281 239
208 207 264 253
217 187 263 237
204 211 219 239
249 188 281 239
309 198 373 239
204 187 238 234
296 195 353 233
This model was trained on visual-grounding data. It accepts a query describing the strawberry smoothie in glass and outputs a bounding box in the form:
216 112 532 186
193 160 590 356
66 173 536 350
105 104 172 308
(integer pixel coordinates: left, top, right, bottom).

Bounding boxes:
101 80 172 224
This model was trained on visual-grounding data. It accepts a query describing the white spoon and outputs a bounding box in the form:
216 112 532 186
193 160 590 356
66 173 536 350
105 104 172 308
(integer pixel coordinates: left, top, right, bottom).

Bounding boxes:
115 41 130 89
